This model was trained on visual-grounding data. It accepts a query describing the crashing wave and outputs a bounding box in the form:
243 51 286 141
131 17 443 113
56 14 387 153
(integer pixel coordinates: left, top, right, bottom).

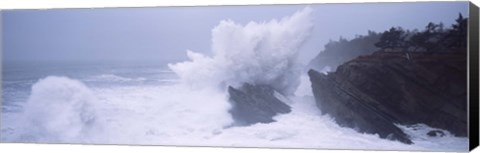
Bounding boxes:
168 7 314 95
18 76 98 142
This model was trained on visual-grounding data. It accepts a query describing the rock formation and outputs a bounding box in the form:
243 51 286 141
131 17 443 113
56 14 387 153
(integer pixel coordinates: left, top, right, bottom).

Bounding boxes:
228 83 291 126
308 50 467 144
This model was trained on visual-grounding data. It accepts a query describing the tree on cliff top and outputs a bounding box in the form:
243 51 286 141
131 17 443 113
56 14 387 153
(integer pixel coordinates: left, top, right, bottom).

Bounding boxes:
375 27 407 51
444 13 468 49
408 22 445 52
376 13 467 53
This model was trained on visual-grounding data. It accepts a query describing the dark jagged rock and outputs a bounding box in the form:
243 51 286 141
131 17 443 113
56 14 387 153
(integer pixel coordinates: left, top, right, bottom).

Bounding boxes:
308 50 467 144
228 83 291 126
427 130 445 137
308 69 413 144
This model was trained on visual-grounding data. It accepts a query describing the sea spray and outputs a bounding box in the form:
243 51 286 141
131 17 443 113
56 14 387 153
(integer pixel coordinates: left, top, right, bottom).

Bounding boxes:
169 7 314 95
18 76 97 143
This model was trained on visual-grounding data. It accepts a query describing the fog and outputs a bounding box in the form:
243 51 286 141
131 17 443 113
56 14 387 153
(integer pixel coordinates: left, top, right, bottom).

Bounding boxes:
1 2 468 63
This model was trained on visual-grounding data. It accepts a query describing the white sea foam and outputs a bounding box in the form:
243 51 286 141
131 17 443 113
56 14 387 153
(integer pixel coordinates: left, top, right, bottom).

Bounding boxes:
87 84 233 145
168 7 314 95
294 74 313 97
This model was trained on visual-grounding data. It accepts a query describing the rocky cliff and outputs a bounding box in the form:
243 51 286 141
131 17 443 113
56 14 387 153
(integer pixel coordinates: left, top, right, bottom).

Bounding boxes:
308 50 467 144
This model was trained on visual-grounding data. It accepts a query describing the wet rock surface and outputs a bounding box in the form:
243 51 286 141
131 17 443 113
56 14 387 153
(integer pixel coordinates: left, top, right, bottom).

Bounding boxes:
308 51 467 144
228 83 291 126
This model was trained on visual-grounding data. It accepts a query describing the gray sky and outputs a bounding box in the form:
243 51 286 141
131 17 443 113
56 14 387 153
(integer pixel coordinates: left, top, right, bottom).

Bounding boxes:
1 2 469 63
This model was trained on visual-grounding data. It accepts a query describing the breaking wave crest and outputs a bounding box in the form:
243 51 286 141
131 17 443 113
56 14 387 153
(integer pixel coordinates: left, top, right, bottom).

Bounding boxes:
17 76 98 143
168 7 314 95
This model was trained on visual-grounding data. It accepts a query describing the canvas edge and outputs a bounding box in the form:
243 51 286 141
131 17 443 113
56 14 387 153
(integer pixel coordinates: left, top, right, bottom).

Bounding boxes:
469 1 480 151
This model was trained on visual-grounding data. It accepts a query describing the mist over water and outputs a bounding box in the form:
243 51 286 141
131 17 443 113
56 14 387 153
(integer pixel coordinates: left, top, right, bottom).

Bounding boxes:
1 7 468 151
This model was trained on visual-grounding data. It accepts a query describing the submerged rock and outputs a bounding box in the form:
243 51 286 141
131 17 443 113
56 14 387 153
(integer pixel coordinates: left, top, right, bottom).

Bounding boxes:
308 51 467 144
228 83 291 126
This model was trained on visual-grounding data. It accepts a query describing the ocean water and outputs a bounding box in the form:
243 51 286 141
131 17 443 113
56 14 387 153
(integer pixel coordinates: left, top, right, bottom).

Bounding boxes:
0 61 468 151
